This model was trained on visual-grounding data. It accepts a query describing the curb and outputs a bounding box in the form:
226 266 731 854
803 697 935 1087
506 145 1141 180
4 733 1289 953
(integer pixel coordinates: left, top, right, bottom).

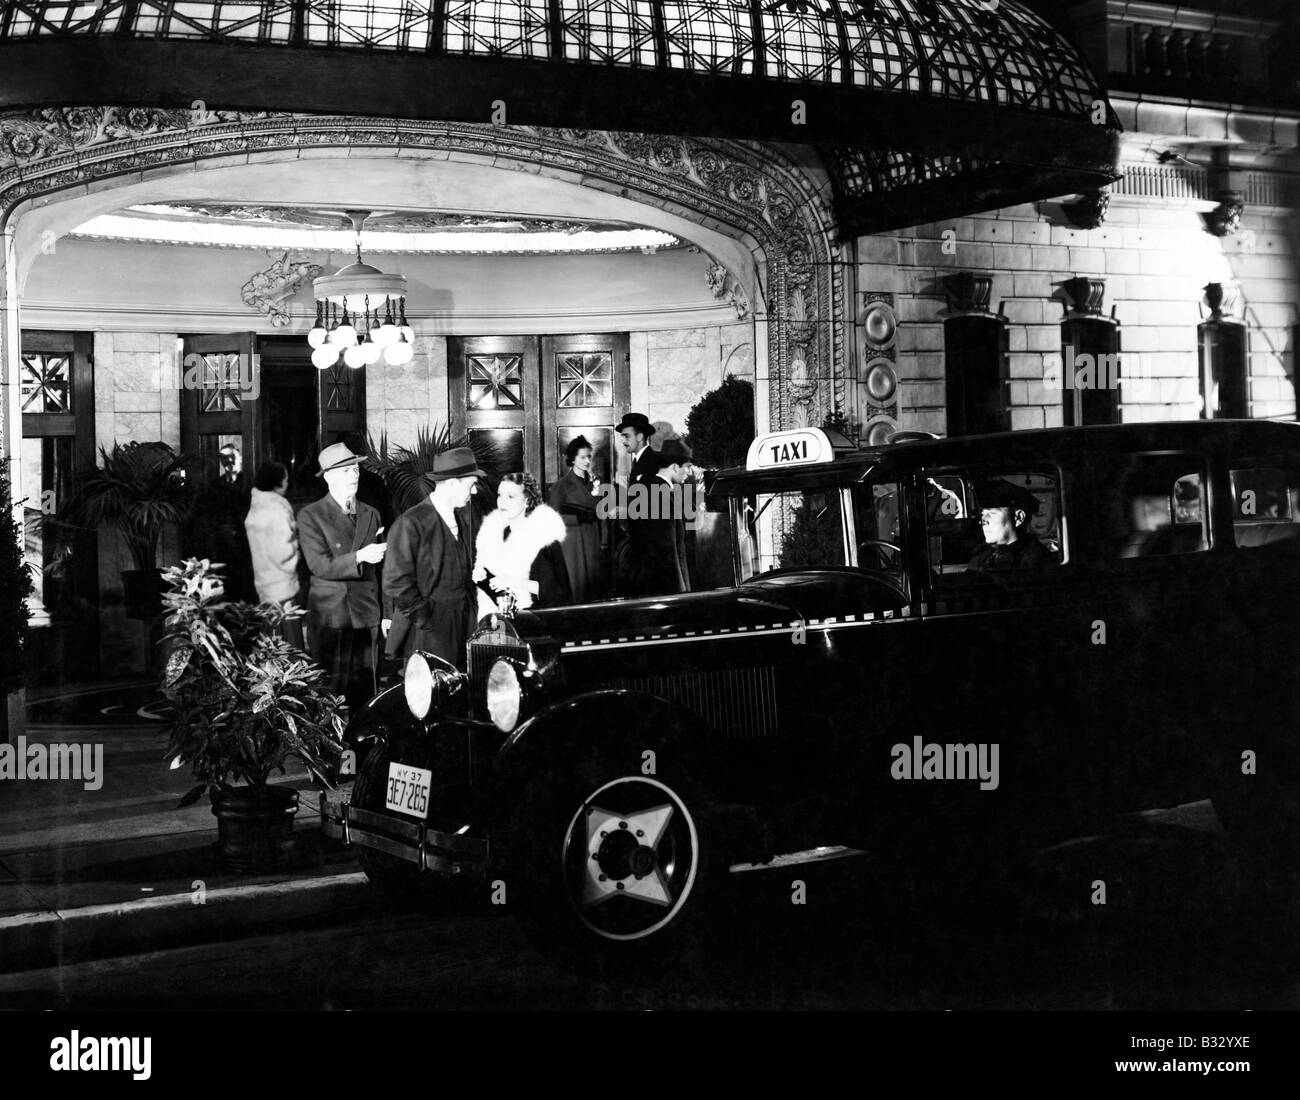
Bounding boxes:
0 870 374 975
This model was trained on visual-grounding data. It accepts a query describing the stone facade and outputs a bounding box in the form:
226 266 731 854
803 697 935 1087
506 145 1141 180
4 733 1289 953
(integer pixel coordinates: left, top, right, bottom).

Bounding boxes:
859 195 1299 437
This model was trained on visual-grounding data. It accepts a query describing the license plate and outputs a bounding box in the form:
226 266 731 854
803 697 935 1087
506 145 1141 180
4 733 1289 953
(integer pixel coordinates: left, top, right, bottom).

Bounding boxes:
385 763 432 820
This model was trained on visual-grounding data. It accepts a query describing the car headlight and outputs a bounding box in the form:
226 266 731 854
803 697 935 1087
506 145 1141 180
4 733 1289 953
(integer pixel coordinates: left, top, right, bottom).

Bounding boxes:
486 658 547 732
404 652 465 720
486 659 522 732
405 654 434 719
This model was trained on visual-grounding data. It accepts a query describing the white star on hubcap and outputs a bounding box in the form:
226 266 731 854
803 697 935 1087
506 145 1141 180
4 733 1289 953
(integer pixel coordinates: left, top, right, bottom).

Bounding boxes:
580 802 676 910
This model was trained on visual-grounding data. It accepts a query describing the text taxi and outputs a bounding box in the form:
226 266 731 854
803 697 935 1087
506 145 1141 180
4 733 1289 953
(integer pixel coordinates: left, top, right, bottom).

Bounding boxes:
322 421 1300 962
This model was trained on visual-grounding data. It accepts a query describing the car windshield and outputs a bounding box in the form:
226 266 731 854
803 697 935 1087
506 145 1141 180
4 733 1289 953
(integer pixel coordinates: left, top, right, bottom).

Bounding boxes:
732 477 905 582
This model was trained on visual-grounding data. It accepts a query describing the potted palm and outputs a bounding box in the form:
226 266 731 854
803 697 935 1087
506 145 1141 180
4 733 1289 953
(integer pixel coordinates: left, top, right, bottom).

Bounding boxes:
58 441 195 619
367 422 491 513
160 558 344 871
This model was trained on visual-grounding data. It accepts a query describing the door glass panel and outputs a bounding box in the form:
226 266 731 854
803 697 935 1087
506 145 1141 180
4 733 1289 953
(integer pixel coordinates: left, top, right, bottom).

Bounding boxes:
557 426 615 483
1101 453 1210 558
322 362 356 413
468 353 524 409
195 352 245 412
924 467 1065 578
470 427 525 480
740 488 847 572
20 352 72 412
555 350 613 408
1230 464 1300 549
21 435 77 622
194 433 244 487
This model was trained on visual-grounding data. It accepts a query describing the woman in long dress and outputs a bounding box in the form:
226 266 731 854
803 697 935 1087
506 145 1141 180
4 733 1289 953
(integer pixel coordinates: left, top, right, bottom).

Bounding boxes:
548 436 604 603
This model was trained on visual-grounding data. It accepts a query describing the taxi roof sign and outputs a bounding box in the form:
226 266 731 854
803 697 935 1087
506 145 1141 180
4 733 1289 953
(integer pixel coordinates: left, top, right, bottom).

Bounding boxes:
747 427 838 471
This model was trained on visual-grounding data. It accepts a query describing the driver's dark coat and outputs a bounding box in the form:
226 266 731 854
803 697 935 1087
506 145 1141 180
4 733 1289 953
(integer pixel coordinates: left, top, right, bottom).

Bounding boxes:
967 532 1053 573
382 498 481 669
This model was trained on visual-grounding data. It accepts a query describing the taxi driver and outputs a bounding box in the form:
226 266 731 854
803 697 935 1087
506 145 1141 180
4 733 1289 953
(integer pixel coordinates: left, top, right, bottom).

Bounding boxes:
967 480 1052 573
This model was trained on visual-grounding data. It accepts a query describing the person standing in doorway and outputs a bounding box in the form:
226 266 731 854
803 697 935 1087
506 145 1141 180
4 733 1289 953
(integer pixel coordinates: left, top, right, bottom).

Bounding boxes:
548 435 604 603
244 460 305 649
613 412 661 595
298 442 387 708
625 438 693 597
382 447 485 670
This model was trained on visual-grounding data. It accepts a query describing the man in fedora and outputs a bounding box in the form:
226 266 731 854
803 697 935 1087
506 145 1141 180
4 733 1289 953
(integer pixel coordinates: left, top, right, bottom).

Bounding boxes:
298 442 388 707
383 446 485 670
626 437 695 597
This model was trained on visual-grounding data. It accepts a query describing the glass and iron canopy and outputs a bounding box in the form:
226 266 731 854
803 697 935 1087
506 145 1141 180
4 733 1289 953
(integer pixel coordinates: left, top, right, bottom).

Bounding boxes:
0 1 1121 233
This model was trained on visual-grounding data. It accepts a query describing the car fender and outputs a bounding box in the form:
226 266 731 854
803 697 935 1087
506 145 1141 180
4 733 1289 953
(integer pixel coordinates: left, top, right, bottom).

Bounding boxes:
343 683 418 760
491 689 723 803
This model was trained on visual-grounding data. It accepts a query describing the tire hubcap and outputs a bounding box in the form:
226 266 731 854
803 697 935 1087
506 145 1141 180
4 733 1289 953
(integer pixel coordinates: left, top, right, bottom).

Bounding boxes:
563 777 700 941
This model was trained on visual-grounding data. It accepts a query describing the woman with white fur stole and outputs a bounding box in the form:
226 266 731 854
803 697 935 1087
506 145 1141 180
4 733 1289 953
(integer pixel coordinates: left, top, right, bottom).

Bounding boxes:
473 472 572 619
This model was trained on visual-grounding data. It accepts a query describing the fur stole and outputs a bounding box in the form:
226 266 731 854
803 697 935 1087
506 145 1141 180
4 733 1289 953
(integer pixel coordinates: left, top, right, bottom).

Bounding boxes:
473 503 566 610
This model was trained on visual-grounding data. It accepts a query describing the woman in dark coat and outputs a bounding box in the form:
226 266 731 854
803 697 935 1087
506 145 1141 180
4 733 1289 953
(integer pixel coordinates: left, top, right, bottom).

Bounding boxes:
548 435 604 603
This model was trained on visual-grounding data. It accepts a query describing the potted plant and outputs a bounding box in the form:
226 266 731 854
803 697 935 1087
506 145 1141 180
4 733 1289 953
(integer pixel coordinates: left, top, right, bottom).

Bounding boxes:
159 557 344 871
367 422 492 514
0 458 32 743
58 441 195 619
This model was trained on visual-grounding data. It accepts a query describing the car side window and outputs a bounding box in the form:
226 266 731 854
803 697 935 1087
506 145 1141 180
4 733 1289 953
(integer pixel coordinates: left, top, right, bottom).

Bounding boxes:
923 467 1065 580
1230 463 1300 549
1101 453 1210 559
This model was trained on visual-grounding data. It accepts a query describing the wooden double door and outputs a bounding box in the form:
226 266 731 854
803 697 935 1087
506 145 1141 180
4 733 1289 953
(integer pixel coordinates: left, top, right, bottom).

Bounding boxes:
180 334 366 507
448 334 631 492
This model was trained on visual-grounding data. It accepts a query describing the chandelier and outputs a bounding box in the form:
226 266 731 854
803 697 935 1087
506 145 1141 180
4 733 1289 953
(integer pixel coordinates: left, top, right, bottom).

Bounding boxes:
307 210 413 369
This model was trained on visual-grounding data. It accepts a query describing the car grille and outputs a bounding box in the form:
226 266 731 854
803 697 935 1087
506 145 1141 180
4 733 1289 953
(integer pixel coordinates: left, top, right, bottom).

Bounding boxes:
468 627 531 715
611 666 779 740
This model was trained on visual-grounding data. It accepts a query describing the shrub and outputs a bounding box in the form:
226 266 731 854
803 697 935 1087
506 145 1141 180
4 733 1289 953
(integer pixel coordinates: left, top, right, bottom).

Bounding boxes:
685 376 754 469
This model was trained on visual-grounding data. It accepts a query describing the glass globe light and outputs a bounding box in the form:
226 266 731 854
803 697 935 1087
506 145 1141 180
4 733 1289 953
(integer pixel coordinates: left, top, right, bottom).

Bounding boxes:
307 326 328 349
335 322 358 347
311 344 340 370
343 344 367 369
375 322 399 347
384 341 414 366
361 340 383 366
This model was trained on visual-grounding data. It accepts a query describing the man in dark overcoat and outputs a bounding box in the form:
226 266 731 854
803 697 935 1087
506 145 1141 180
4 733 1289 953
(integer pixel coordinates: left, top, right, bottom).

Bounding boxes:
624 438 693 598
382 447 485 671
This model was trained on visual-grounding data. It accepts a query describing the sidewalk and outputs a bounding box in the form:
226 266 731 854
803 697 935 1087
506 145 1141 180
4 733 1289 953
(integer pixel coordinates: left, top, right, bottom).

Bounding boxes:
0 682 376 975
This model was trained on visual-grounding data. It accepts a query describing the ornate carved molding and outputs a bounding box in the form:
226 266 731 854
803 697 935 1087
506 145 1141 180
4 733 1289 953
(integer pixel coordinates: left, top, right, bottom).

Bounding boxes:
241 252 322 327
0 107 843 435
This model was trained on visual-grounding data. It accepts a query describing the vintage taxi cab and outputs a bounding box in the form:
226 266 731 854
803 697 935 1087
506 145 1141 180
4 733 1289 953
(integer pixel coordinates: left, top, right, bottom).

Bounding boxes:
321 421 1300 960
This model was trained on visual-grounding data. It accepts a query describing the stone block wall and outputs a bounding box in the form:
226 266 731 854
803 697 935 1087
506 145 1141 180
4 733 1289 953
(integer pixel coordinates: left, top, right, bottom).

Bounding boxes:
634 320 755 441
856 199 1299 437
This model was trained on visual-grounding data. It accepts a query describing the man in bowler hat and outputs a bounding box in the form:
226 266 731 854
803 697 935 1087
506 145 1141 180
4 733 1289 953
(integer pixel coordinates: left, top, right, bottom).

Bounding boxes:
383 446 485 670
616 411 661 485
967 480 1053 573
625 437 694 597
297 442 388 706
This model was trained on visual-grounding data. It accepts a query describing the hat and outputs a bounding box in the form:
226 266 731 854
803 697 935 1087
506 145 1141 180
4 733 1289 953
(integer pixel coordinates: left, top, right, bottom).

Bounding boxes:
657 438 693 466
615 412 656 437
979 479 1039 517
424 447 486 483
317 442 361 476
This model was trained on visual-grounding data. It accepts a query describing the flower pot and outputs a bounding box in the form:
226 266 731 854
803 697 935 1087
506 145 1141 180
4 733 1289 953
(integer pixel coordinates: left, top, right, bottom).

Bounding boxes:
211 786 299 872
122 568 167 620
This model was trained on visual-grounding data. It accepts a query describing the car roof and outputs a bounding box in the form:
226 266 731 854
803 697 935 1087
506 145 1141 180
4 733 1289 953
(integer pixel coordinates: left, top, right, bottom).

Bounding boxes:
708 420 1300 497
